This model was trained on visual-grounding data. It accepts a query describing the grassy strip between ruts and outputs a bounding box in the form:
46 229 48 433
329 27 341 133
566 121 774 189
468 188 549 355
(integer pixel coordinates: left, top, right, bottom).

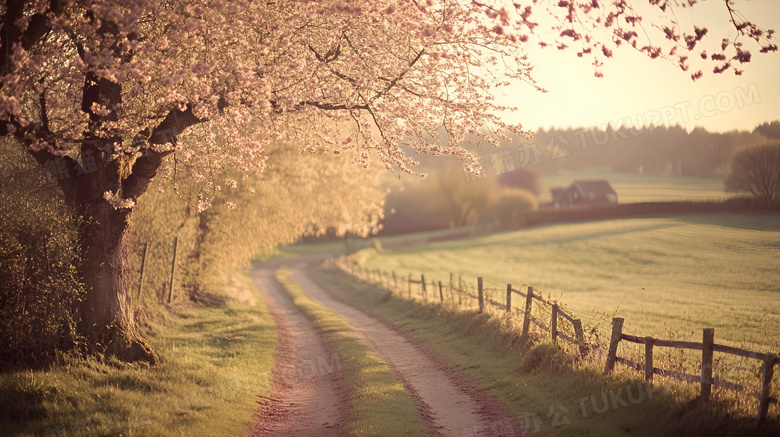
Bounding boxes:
274 267 426 436
308 264 780 437
1 273 275 437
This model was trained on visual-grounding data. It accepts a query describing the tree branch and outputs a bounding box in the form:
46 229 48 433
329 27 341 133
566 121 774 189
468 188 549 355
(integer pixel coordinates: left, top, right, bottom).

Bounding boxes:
122 104 206 201
270 99 369 112
370 48 425 104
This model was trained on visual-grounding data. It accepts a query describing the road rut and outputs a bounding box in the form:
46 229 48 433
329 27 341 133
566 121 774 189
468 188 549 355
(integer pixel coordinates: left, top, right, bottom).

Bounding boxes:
249 266 343 436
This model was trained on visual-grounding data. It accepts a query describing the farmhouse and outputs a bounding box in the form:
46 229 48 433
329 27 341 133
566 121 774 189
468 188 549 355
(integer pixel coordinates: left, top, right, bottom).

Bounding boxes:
552 180 618 208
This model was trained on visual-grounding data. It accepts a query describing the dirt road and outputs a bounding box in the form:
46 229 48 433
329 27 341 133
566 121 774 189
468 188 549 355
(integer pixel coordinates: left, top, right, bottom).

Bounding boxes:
249 263 344 436
250 258 520 436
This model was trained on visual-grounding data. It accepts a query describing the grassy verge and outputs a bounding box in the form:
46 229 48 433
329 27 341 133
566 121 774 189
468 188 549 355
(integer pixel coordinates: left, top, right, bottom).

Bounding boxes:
309 264 780 437
1 273 275 437
274 267 426 436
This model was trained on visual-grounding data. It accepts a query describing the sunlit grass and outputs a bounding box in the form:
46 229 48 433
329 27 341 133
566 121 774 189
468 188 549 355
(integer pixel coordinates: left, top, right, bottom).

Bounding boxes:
0 273 276 437
274 267 426 436
354 214 780 354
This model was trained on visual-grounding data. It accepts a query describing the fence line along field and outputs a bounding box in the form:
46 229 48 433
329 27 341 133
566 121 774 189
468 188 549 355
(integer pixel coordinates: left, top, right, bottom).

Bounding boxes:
339 260 780 424
351 214 780 354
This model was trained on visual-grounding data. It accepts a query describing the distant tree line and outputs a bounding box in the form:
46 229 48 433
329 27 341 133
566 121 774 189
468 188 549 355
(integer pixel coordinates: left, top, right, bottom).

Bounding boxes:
489 122 778 178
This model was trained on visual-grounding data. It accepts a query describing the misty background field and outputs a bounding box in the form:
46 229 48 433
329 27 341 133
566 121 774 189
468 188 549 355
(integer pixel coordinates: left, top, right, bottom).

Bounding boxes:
538 169 736 203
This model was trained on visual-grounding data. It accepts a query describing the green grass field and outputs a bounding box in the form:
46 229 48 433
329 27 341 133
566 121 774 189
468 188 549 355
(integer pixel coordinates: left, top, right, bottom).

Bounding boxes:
1 273 276 437
353 214 780 354
538 169 735 203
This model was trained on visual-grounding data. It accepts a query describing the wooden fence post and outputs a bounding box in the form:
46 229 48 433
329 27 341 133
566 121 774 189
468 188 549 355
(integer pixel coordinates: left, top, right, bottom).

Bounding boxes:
477 277 484 313
645 337 655 385
137 242 149 300
758 354 778 426
449 273 456 304
522 286 534 337
438 281 444 303
551 304 559 344
421 274 427 300
701 328 715 401
573 318 587 357
408 274 412 299
506 284 512 313
604 317 625 374
168 236 178 304
392 271 397 290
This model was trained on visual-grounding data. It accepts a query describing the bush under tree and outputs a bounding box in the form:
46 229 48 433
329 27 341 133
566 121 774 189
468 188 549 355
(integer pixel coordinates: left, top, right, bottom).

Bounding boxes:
0 142 84 368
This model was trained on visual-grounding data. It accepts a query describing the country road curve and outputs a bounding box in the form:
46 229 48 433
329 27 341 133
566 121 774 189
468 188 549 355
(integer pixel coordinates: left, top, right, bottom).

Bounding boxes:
250 256 523 436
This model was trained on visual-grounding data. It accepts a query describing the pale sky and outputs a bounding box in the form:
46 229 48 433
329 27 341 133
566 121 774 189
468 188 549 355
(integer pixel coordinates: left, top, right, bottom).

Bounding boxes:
497 0 780 134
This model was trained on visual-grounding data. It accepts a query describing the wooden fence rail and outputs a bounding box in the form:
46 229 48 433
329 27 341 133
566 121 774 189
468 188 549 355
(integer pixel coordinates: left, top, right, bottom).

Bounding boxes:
337 258 778 426
604 317 779 425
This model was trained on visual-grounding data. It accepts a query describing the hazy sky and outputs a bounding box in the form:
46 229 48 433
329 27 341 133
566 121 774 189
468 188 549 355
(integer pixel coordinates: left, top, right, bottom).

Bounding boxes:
497 0 780 134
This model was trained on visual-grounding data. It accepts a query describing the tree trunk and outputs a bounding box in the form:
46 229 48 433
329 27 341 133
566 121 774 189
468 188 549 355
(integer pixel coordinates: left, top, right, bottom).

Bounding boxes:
59 103 202 365
78 199 160 365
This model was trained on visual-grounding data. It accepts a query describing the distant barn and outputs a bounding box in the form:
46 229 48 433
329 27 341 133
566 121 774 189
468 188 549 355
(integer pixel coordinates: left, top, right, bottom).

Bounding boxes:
552 180 618 208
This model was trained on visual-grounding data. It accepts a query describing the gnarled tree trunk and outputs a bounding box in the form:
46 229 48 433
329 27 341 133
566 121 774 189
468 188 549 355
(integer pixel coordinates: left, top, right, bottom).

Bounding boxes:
78 194 159 364
18 91 202 364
